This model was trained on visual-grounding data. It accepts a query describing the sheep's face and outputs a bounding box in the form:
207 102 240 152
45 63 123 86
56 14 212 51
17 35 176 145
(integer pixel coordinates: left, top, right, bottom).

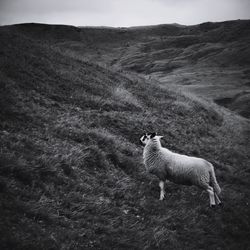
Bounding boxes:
140 132 163 146
140 133 151 146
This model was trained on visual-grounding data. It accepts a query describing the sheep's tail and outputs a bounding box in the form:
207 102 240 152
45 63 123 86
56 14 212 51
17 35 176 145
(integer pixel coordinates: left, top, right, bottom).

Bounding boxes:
209 164 221 195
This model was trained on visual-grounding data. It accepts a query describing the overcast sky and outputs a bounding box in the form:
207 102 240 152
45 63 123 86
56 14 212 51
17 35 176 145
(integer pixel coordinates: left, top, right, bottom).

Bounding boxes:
0 0 250 27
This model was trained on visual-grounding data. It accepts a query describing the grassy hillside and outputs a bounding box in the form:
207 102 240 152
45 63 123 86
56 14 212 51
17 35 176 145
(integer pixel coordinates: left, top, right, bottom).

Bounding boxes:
0 22 250 249
26 20 249 118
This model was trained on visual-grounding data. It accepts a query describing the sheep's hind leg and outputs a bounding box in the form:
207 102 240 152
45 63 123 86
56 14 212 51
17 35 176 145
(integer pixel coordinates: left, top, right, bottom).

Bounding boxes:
159 181 165 201
214 193 222 205
207 186 216 207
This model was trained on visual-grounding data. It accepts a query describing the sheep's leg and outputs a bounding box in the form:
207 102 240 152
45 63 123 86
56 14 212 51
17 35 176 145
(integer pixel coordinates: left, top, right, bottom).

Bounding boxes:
214 193 221 205
159 181 165 201
207 186 216 207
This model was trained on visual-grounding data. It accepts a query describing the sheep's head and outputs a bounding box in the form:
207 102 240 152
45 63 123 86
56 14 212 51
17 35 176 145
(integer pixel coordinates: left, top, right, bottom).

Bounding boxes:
140 132 163 146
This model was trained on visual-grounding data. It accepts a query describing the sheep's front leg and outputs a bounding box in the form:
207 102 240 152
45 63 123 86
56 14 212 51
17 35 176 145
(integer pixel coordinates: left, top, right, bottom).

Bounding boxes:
159 181 165 200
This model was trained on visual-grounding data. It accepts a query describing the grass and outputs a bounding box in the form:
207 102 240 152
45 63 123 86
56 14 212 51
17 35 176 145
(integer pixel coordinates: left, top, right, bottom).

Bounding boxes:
0 22 250 249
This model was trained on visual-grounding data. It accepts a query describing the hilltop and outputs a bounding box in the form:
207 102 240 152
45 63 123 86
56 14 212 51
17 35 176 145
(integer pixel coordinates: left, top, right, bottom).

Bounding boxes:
0 21 250 249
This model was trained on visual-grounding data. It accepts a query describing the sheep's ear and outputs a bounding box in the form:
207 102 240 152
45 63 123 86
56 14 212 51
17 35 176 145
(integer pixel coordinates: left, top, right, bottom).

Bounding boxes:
150 132 156 138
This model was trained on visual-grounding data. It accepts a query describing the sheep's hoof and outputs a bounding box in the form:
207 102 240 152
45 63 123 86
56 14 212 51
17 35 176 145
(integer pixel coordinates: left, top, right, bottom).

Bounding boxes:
159 195 165 201
210 204 216 208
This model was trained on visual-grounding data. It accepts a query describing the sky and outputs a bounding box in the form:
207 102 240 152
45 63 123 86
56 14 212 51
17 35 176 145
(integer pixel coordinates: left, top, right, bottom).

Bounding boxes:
0 0 250 27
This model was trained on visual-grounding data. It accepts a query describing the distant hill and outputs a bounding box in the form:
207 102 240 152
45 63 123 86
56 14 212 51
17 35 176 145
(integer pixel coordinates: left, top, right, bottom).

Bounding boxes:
11 20 249 117
0 21 250 250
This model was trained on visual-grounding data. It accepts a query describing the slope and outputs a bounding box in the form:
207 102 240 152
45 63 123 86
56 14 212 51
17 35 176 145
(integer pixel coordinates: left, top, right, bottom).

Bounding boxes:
0 23 250 250
64 20 250 118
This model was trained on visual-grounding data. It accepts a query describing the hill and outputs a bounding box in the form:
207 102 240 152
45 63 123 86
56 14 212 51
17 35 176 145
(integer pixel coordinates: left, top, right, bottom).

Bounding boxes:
0 21 250 249
20 20 249 118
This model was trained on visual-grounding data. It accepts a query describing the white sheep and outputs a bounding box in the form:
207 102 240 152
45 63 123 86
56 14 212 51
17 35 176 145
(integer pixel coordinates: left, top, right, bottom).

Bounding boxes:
140 132 222 207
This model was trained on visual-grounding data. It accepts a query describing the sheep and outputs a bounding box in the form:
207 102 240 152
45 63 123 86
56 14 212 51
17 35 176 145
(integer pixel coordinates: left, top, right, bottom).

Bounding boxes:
140 132 222 207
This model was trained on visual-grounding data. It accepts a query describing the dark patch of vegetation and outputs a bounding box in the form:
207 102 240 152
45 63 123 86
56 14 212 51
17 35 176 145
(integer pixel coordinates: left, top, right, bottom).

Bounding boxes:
215 92 250 118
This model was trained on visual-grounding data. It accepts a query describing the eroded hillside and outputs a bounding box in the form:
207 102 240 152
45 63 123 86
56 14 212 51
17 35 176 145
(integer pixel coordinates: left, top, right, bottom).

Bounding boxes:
0 22 250 249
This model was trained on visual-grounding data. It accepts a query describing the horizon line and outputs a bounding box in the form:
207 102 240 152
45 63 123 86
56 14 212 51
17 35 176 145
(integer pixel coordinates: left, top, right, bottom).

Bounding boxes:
1 18 249 29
